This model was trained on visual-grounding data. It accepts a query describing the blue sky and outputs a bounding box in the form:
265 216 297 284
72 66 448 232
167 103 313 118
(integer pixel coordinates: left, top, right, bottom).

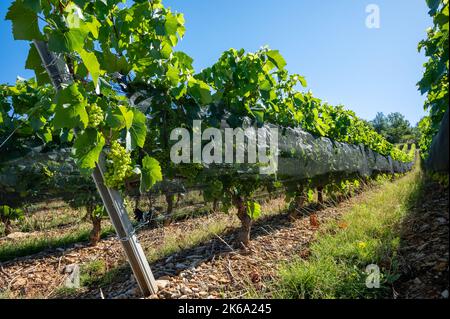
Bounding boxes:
0 0 432 125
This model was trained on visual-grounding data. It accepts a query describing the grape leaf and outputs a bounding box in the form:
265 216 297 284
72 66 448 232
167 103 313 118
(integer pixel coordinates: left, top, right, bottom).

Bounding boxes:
246 201 261 220
165 12 179 36
166 64 180 86
96 50 130 75
73 128 105 169
53 84 88 129
23 0 42 12
266 50 287 69
174 51 194 70
106 105 134 131
129 109 147 149
140 156 162 193
5 0 43 40
37 126 52 143
79 49 103 87
48 28 86 53
297 75 307 87
426 0 440 14
188 78 212 105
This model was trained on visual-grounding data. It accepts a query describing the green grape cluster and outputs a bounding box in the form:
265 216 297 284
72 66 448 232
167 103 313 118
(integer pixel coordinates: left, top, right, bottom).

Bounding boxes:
104 141 132 189
87 103 104 128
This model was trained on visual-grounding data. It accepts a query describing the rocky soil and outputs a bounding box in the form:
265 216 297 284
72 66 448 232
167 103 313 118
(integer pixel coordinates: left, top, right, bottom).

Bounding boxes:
394 178 449 299
0 195 344 299
1 177 448 300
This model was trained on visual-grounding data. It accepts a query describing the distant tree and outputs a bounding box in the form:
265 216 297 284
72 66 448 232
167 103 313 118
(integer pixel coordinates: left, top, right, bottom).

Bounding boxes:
411 124 421 144
371 112 388 133
385 113 413 144
370 112 414 144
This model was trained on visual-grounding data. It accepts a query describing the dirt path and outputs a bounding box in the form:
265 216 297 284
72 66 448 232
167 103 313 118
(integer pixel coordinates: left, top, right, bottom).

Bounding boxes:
0 208 243 298
5 175 445 300
79 201 352 299
0 191 350 299
76 177 450 300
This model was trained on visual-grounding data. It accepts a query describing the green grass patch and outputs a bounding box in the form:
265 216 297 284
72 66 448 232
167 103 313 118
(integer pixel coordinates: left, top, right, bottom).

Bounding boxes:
0 226 114 262
51 287 80 298
145 219 231 262
270 168 423 299
80 259 108 287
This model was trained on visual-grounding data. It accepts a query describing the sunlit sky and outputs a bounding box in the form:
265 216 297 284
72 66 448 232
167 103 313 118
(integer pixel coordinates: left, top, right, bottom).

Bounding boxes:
0 0 432 125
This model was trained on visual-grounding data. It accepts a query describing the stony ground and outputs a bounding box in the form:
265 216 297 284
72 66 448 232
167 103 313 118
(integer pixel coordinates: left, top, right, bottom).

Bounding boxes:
0 194 344 299
83 204 344 299
1 177 448 299
393 178 449 299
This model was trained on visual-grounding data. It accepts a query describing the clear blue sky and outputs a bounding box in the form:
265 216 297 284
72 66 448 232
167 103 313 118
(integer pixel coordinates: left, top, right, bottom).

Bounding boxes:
0 0 432 125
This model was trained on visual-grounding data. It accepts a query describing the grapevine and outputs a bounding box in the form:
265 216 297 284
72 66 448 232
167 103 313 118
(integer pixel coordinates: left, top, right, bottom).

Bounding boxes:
2 0 417 248
417 0 449 158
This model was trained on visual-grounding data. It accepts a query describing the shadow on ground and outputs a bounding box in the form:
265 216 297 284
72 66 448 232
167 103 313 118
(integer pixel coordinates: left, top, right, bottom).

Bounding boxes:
393 176 449 299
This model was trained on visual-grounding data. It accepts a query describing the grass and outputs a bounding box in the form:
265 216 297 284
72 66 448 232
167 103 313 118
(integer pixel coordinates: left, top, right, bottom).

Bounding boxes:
267 167 423 299
0 201 86 236
0 290 12 299
80 259 108 287
146 217 235 262
0 193 218 261
0 225 115 262
52 287 80 298
84 214 241 289
144 197 288 262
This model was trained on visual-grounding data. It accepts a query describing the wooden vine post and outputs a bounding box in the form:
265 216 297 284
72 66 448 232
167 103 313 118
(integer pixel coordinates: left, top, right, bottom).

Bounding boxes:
33 40 157 297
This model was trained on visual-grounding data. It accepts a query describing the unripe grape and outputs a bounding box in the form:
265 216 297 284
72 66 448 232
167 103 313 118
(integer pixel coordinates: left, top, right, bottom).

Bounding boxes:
87 103 104 128
104 141 132 189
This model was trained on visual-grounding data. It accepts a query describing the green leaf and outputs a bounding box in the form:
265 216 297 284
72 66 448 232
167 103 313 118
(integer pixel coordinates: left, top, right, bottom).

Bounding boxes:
140 156 162 193
129 109 146 149
79 49 103 86
97 50 130 75
29 114 46 131
47 31 68 53
160 40 173 59
426 0 440 14
173 51 193 70
188 78 212 104
297 75 307 87
166 64 180 86
60 128 74 143
23 0 42 12
48 29 86 53
37 126 52 143
170 84 187 100
84 18 101 39
5 0 42 40
53 84 88 129
246 201 261 220
253 110 264 124
25 45 51 86
106 105 134 131
73 128 105 169
266 50 287 69
165 12 179 36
